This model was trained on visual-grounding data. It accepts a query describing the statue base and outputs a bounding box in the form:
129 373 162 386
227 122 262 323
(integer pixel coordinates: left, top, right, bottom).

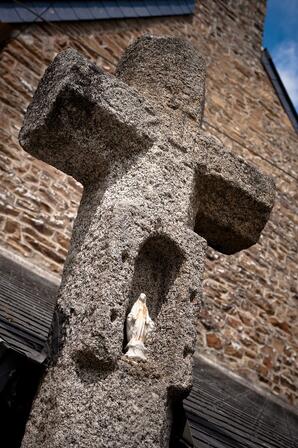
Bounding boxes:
125 341 147 361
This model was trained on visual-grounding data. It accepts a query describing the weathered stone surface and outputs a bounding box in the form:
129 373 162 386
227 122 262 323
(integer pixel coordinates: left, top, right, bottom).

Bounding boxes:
206 333 223 349
19 48 159 184
1 1 297 405
192 134 275 254
116 35 206 127
19 34 275 447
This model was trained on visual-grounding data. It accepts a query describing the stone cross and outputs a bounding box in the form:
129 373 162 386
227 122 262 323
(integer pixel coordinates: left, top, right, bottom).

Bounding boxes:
19 36 275 448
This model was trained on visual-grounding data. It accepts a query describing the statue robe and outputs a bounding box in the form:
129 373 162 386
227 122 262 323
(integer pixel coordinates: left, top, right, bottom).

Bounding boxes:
126 297 154 360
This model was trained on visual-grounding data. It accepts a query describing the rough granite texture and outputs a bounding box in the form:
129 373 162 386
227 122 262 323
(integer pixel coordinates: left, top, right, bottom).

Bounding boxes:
19 36 275 447
1 1 297 405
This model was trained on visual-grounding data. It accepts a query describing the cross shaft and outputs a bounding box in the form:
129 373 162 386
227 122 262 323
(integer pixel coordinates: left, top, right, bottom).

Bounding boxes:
20 36 275 448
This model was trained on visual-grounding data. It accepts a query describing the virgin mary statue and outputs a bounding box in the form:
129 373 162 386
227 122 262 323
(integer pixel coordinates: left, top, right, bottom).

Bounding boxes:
125 293 154 361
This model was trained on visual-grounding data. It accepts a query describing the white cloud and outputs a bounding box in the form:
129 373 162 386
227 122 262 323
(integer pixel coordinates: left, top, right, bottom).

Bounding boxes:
273 41 298 110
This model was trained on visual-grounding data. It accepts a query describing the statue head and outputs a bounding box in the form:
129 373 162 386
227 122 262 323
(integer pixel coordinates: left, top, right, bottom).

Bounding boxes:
139 293 147 303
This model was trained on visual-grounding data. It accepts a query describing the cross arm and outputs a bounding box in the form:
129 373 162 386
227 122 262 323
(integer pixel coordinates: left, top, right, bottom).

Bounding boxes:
192 135 275 254
19 49 159 184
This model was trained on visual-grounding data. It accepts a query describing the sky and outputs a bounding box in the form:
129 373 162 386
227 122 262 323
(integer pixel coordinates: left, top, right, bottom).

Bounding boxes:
263 0 298 111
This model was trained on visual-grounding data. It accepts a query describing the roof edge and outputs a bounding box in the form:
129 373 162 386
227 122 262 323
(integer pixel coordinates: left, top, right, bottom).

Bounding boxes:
195 354 298 416
261 48 298 133
0 1 196 24
0 246 61 286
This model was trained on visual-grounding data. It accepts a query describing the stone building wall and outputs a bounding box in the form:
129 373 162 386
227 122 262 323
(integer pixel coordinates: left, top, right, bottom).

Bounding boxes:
0 0 297 404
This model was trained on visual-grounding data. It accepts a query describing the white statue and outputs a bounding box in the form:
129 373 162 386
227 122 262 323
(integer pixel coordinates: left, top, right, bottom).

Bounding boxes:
125 293 154 361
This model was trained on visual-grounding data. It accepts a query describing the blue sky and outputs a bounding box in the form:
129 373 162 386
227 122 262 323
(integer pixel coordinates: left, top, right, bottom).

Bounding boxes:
263 0 298 111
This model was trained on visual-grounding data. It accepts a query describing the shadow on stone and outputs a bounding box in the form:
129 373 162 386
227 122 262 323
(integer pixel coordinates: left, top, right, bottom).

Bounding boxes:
46 304 69 367
167 385 190 448
73 350 116 384
130 234 184 318
193 168 269 254
122 234 184 351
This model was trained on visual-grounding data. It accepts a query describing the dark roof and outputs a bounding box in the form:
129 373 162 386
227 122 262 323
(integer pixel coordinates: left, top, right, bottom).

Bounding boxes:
262 48 298 133
0 1 196 23
0 254 58 363
184 357 298 448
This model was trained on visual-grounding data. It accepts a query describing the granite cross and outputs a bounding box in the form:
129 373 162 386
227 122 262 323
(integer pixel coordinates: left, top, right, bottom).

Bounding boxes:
19 36 275 448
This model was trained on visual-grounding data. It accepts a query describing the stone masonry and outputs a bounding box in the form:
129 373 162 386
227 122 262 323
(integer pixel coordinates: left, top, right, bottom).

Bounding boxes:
19 35 274 447
0 0 297 405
